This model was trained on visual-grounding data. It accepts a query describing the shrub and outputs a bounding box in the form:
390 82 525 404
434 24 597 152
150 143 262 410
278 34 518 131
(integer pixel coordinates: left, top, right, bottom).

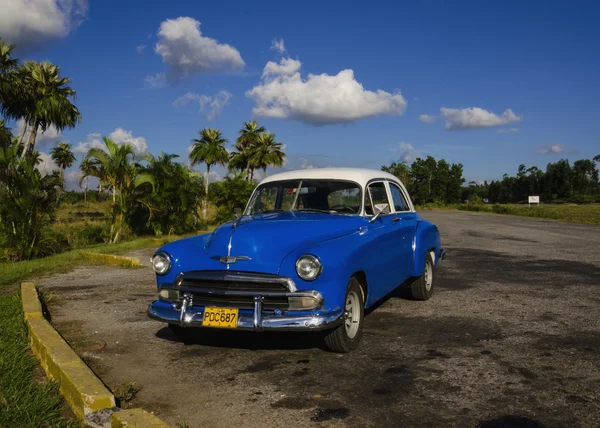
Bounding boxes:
0 145 63 261
209 173 256 224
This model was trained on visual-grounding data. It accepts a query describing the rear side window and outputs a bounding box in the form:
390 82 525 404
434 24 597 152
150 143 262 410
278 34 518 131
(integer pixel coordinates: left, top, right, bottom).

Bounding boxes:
389 183 410 212
365 182 391 215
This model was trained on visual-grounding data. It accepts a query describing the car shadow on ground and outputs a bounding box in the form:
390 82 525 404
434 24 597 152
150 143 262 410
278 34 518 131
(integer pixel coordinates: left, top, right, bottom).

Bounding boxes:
155 325 328 351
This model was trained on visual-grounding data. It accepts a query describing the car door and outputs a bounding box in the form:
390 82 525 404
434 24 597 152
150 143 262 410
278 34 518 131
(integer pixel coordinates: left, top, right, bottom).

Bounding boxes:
387 181 418 285
363 181 404 301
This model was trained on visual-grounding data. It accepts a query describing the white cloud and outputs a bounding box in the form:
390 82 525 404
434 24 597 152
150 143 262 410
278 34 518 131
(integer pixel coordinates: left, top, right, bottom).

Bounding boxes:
74 129 148 154
35 152 58 176
208 170 221 183
270 38 286 55
440 107 522 130
108 128 148 153
496 128 519 134
136 44 146 54
16 119 62 145
247 57 407 125
0 0 88 50
537 144 564 155
419 114 437 124
144 72 167 88
393 142 418 163
154 17 245 82
298 157 314 169
173 90 232 120
73 133 104 154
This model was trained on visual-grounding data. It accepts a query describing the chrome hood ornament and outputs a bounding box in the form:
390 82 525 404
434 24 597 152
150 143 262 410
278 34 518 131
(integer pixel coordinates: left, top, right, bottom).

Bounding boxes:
213 255 251 264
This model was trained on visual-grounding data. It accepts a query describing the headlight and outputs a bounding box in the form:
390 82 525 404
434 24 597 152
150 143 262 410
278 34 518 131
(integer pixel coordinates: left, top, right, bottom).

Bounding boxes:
295 255 322 281
152 252 171 275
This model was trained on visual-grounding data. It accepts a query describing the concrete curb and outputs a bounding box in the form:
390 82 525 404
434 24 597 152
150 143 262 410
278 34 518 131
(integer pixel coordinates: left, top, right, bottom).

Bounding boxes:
111 408 171 428
84 252 142 267
21 282 172 428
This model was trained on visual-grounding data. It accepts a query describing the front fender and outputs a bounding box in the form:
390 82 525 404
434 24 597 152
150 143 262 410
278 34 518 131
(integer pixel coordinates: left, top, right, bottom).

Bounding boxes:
279 226 381 311
411 220 442 277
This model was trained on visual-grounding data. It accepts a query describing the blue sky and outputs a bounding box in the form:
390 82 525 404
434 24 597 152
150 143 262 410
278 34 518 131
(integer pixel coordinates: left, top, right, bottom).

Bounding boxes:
1 0 599 187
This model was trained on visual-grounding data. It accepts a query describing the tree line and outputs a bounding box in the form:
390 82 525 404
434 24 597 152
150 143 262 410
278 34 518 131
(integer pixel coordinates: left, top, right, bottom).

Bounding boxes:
382 156 465 205
0 39 285 260
382 155 600 206
462 158 600 204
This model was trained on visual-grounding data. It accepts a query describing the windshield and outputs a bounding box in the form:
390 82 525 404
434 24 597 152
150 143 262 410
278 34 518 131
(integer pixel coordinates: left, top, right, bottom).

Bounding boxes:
245 180 362 215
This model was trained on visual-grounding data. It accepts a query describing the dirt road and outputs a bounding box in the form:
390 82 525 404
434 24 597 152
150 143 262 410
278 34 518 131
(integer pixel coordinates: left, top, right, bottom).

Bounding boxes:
38 212 600 428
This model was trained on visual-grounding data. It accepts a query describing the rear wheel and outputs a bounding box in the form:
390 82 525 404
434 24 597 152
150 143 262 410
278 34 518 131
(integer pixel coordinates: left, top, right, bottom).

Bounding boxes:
409 252 434 300
323 278 365 353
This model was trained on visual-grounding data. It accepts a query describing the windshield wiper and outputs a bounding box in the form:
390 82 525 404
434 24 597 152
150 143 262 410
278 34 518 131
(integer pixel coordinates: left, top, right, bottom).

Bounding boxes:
255 209 285 214
292 208 336 214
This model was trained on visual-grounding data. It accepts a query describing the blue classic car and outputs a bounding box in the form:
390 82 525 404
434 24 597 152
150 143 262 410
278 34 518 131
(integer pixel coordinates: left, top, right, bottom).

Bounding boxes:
148 168 445 352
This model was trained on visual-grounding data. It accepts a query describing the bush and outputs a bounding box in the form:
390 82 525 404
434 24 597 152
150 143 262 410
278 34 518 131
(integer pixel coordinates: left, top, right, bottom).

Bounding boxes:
0 145 63 261
61 190 110 204
209 173 256 224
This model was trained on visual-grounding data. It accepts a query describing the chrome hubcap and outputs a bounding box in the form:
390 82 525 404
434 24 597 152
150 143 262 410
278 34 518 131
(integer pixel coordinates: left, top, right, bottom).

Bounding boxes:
344 291 360 339
425 261 433 291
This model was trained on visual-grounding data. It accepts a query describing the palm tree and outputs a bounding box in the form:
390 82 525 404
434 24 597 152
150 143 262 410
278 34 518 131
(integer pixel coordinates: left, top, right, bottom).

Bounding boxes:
18 61 81 158
189 128 229 220
0 39 19 113
248 132 286 178
230 120 265 180
84 137 154 243
78 157 98 203
0 39 27 147
49 142 75 184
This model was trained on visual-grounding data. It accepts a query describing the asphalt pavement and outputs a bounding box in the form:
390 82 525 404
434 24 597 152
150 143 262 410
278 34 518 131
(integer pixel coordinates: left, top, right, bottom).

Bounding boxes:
38 211 600 428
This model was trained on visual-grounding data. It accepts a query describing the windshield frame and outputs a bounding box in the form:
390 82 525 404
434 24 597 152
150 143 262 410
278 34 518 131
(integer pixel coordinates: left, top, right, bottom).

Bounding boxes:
244 179 364 216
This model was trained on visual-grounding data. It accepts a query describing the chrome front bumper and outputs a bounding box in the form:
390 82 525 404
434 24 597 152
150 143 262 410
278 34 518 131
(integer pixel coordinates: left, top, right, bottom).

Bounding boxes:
147 297 343 332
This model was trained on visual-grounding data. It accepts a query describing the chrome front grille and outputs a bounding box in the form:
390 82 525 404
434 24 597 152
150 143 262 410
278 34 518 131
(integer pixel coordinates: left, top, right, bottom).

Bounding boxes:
176 271 295 311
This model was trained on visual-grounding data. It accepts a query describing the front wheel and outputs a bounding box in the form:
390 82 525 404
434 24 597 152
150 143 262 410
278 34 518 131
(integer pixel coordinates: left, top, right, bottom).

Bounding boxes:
323 278 365 353
409 252 435 300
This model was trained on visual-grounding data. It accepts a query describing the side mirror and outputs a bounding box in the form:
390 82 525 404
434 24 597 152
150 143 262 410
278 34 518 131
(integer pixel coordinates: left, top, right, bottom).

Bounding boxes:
232 207 243 228
369 206 382 223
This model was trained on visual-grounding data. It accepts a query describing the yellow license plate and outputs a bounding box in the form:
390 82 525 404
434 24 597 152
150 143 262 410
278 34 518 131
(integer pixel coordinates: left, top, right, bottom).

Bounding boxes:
203 307 238 328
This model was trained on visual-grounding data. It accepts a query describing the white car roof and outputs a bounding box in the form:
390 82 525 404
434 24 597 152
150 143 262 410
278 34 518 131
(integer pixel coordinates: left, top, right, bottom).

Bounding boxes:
259 167 403 188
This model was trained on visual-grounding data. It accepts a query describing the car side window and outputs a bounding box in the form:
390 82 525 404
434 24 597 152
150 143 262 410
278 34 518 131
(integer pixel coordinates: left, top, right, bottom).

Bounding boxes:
389 183 410 212
365 182 390 215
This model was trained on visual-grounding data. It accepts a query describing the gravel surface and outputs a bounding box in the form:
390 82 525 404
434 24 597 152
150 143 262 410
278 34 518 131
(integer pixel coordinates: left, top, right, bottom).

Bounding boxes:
38 211 600 428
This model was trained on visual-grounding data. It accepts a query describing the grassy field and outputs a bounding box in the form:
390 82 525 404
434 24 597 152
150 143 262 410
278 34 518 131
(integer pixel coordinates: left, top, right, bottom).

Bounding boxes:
0 292 79 428
419 203 600 225
0 235 187 287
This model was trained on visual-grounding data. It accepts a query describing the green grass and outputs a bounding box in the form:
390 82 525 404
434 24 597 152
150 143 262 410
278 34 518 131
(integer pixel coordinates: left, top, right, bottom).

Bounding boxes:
0 228 216 287
419 203 600 225
0 292 80 428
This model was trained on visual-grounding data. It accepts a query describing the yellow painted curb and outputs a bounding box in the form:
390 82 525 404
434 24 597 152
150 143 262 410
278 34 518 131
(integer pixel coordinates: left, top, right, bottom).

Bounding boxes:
21 281 43 320
111 408 171 428
84 252 142 267
21 282 116 422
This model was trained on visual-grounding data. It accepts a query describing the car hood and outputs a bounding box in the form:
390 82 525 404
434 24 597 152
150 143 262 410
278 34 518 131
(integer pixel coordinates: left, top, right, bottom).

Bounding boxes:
196 212 364 274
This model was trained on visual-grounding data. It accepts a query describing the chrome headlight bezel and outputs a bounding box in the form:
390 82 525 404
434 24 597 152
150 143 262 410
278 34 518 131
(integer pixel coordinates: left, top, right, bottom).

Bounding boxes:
152 251 171 275
295 254 322 281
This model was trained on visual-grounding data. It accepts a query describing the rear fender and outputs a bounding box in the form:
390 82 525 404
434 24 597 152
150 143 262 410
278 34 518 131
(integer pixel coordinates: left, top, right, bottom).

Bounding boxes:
411 220 441 277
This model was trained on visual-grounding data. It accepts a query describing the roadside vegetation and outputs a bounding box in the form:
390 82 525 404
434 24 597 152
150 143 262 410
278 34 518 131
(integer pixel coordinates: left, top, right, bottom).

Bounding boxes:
382 152 600 224
0 40 284 264
417 201 600 225
0 292 79 427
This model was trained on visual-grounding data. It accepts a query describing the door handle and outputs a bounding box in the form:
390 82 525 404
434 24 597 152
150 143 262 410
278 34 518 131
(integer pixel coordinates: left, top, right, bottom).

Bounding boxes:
392 217 401 223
